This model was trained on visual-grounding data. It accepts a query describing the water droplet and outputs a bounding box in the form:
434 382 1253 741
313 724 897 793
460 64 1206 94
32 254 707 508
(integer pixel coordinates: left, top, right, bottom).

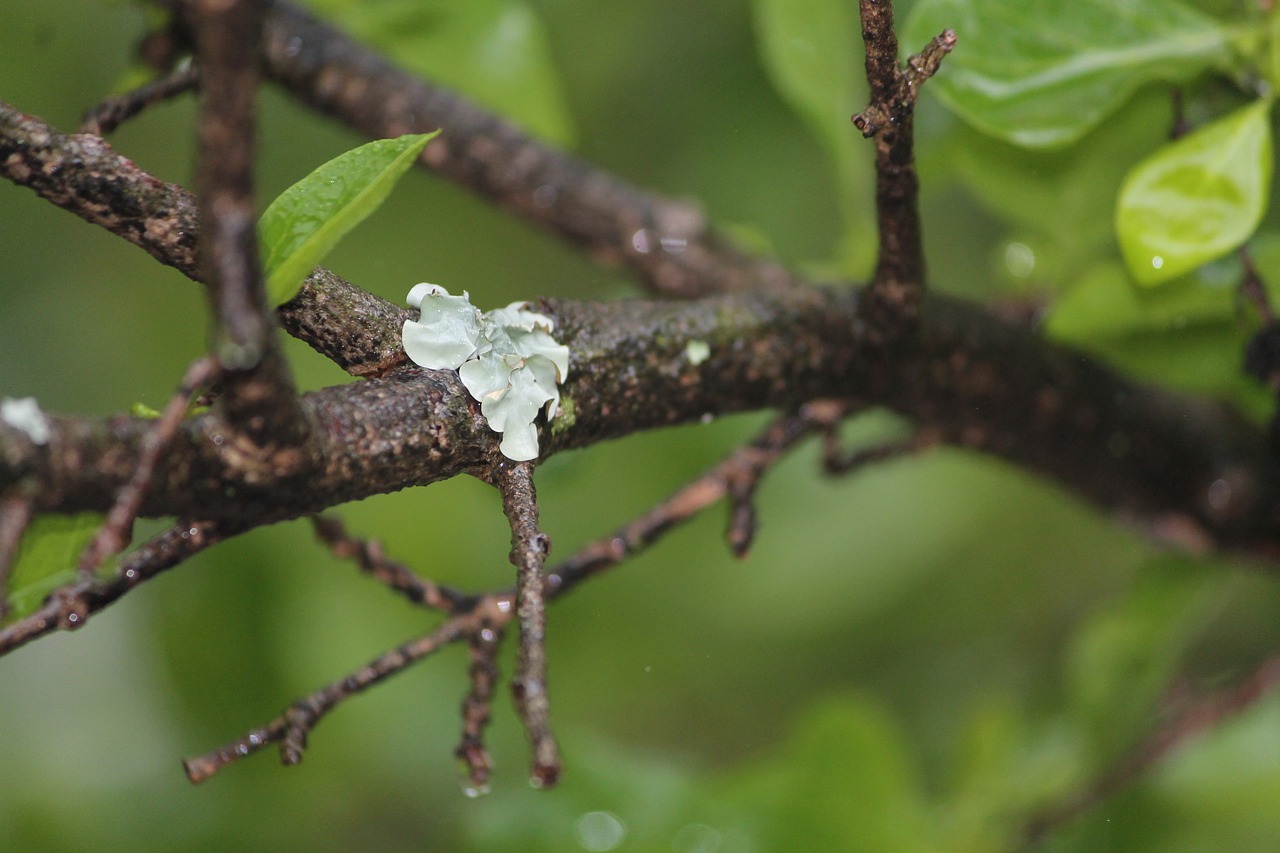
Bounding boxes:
247 733 262 746
496 598 513 614
700 412 715 425
631 229 654 254
644 665 652 673
235 743 250 756
284 36 302 57
672 823 722 853
575 811 626 851
124 568 138 580
479 627 498 644
462 783 491 799
1208 478 1233 513
1002 241 1035 279
659 236 688 254
1151 255 1165 270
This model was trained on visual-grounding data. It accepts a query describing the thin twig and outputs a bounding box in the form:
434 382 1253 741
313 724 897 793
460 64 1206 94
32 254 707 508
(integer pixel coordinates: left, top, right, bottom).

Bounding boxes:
853 0 955 342
821 425 938 476
457 624 501 796
0 519 230 655
76 357 218 577
80 61 201 135
310 515 473 613
1021 656 1280 848
547 401 847 596
494 461 560 787
183 596 511 782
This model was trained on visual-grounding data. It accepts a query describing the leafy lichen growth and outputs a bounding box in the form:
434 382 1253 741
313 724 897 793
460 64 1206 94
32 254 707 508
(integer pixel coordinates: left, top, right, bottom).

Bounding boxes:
401 284 569 461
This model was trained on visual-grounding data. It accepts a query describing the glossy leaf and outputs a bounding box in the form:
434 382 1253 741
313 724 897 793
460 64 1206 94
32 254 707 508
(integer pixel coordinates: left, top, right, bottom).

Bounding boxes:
1117 99 1273 285
904 0 1234 147
5 513 105 620
304 0 575 144
260 132 436 306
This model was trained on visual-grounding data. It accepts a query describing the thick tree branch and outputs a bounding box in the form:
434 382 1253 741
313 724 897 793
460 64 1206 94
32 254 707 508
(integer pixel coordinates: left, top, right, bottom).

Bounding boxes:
154 0 799 299
2 102 1279 557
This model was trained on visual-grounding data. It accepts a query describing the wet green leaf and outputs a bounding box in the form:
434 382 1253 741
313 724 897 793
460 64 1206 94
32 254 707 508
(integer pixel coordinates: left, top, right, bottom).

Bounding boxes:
904 0 1234 147
260 132 436 306
5 513 105 621
1116 99 1273 285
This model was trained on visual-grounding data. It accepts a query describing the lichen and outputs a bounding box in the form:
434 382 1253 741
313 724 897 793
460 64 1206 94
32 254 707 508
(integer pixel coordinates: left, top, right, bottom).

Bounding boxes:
401 284 569 461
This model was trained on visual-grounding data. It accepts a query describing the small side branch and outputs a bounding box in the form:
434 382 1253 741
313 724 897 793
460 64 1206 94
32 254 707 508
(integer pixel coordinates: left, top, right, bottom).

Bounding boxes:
853 0 955 342
80 62 201 136
1021 656 1280 847
310 515 472 613
457 624 502 796
548 401 847 596
0 519 231 655
494 462 560 787
184 616 473 782
193 0 310 454
76 357 218 577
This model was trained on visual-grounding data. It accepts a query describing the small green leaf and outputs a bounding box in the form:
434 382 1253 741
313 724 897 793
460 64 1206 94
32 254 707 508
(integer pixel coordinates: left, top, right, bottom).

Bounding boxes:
1117 99 1273 285
260 131 437 306
904 0 1234 147
5 513 105 621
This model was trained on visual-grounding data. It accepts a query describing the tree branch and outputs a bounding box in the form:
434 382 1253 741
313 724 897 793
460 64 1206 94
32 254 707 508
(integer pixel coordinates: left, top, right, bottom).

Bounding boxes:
155 0 799 299
2 102 1278 557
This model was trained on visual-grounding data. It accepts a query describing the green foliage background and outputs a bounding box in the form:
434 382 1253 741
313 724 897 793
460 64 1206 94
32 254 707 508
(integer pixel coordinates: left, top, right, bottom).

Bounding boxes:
4 1 1280 850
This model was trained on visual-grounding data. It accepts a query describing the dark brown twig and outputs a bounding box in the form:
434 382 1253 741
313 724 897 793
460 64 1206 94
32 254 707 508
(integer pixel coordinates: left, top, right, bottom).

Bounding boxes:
1021 656 1280 848
821 424 938 476
457 624 501 796
853 0 955 342
76 357 218 577
80 61 201 136
547 402 845 595
183 595 511 782
193 0 311 457
310 515 472 613
0 519 231 655
494 461 560 787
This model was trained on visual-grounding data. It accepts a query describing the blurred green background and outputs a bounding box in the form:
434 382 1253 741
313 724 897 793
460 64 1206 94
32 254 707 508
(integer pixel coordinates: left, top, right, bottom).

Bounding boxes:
5 1 1280 850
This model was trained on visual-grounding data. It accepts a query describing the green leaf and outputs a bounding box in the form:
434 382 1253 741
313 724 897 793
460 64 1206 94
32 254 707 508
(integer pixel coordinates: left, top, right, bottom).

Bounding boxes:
259 131 437 306
5 513 105 621
303 0 575 145
1116 99 1273 285
1045 262 1272 418
904 0 1234 148
718 695 942 852
750 0 874 275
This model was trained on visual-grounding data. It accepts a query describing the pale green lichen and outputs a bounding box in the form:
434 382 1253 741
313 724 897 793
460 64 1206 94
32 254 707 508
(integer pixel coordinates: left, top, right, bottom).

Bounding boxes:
549 395 577 435
1 397 50 445
402 284 569 461
684 340 710 366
